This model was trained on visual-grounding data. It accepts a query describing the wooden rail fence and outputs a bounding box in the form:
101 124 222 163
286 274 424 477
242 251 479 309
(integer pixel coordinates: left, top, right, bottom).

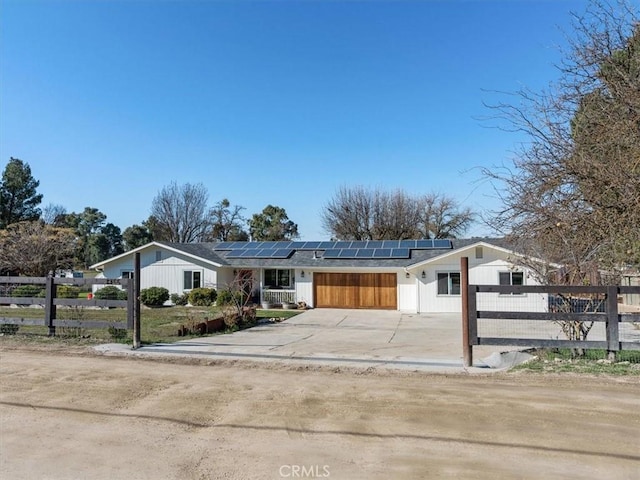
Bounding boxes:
1 253 142 347
461 257 640 367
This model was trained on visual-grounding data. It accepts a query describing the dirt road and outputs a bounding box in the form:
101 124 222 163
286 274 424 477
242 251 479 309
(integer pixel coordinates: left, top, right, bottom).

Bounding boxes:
1 348 639 480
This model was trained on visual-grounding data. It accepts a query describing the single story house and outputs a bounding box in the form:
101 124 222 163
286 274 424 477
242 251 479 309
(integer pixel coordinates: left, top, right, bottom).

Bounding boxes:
89 239 547 313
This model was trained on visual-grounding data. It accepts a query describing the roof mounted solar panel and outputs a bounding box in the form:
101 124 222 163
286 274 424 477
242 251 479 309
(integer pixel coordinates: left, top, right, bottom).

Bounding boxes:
399 240 417 248
382 240 400 248
372 248 392 258
318 241 336 249
302 241 321 249
272 248 294 258
433 239 452 248
365 240 384 248
415 239 434 248
355 249 375 258
338 249 358 258
390 248 411 258
334 241 352 249
288 241 306 249
350 241 368 249
322 249 341 258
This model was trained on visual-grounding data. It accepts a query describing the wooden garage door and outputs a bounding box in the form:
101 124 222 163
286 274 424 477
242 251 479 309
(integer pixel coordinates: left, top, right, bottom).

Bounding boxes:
314 273 397 309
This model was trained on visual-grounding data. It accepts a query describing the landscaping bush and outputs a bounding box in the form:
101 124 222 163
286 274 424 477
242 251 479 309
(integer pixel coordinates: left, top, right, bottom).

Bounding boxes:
94 285 127 300
108 326 128 341
188 287 217 307
11 284 45 297
57 285 81 299
170 292 189 306
0 324 20 335
216 289 244 306
140 287 170 307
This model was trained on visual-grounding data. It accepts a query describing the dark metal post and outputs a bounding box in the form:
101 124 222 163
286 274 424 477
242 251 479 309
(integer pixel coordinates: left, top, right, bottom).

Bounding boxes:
44 272 56 336
133 252 141 348
461 257 472 368
606 285 619 361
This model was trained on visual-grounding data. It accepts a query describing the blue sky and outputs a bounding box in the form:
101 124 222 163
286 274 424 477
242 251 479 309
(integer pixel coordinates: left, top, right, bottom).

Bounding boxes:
1 0 585 240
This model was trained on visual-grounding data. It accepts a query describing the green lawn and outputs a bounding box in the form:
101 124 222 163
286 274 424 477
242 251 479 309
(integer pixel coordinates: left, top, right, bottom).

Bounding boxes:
0 305 302 345
513 348 640 375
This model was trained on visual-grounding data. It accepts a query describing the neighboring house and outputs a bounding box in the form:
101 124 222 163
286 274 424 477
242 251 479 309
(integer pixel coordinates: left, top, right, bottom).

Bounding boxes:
89 239 546 313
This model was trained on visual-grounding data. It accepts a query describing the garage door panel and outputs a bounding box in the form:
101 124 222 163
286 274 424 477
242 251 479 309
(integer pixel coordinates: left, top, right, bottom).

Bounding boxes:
314 273 397 309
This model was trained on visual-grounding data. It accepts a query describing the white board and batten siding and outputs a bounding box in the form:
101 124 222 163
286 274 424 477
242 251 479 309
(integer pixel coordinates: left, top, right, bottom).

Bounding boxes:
99 247 221 295
295 269 315 308
397 272 417 312
416 246 547 314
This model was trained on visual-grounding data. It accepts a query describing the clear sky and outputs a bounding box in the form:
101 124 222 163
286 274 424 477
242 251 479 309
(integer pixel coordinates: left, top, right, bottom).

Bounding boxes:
1 0 586 240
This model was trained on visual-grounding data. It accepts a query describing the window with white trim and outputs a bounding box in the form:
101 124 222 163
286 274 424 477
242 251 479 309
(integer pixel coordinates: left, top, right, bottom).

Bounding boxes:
499 271 524 286
499 271 524 294
121 270 134 279
183 270 202 290
437 272 461 295
263 269 292 288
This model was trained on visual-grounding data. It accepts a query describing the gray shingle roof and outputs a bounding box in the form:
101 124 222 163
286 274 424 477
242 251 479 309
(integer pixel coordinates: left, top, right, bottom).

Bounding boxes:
157 238 509 269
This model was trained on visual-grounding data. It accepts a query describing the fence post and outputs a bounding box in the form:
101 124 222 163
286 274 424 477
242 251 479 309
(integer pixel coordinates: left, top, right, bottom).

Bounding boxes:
126 278 134 330
461 257 472 368
606 285 619 361
44 272 56 336
133 252 141 349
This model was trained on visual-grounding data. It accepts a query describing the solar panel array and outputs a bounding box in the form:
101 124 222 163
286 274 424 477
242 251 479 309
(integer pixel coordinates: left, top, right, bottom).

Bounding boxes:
226 248 294 259
211 239 452 260
214 239 451 251
322 248 410 259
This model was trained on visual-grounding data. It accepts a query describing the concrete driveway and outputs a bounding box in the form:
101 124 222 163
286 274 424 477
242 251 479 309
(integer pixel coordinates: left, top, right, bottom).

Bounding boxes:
98 309 516 373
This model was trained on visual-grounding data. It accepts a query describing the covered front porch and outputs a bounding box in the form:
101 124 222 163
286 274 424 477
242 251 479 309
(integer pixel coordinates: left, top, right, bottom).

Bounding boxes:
231 267 299 307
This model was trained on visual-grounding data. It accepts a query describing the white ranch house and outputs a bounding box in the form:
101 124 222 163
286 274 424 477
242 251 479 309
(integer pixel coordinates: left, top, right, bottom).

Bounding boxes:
90 239 548 313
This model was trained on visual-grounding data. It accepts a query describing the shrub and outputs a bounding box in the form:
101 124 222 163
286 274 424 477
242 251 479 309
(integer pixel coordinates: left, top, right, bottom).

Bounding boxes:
216 289 235 306
216 289 246 306
188 287 217 307
11 284 45 297
0 324 20 335
108 326 128 341
94 285 127 300
140 287 170 307
170 292 189 306
57 285 81 299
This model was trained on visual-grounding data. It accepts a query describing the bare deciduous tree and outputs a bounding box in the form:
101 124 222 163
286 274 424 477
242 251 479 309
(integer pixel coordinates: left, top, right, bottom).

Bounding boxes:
420 193 475 239
321 186 473 240
41 203 67 225
0 221 75 276
483 0 639 285
207 198 248 242
150 182 211 243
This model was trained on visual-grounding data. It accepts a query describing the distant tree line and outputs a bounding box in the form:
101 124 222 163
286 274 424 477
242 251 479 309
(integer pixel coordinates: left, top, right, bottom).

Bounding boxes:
321 186 473 240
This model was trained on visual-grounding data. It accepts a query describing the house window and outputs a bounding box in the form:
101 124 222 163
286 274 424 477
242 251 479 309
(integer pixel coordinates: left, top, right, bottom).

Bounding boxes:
499 271 524 294
437 272 461 295
183 270 202 290
263 269 292 288
499 271 524 286
155 251 162 262
475 246 483 259
121 270 134 279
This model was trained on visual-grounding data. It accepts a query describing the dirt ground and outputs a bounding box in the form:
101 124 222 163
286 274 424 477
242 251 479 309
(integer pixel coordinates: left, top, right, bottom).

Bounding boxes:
1 346 639 480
